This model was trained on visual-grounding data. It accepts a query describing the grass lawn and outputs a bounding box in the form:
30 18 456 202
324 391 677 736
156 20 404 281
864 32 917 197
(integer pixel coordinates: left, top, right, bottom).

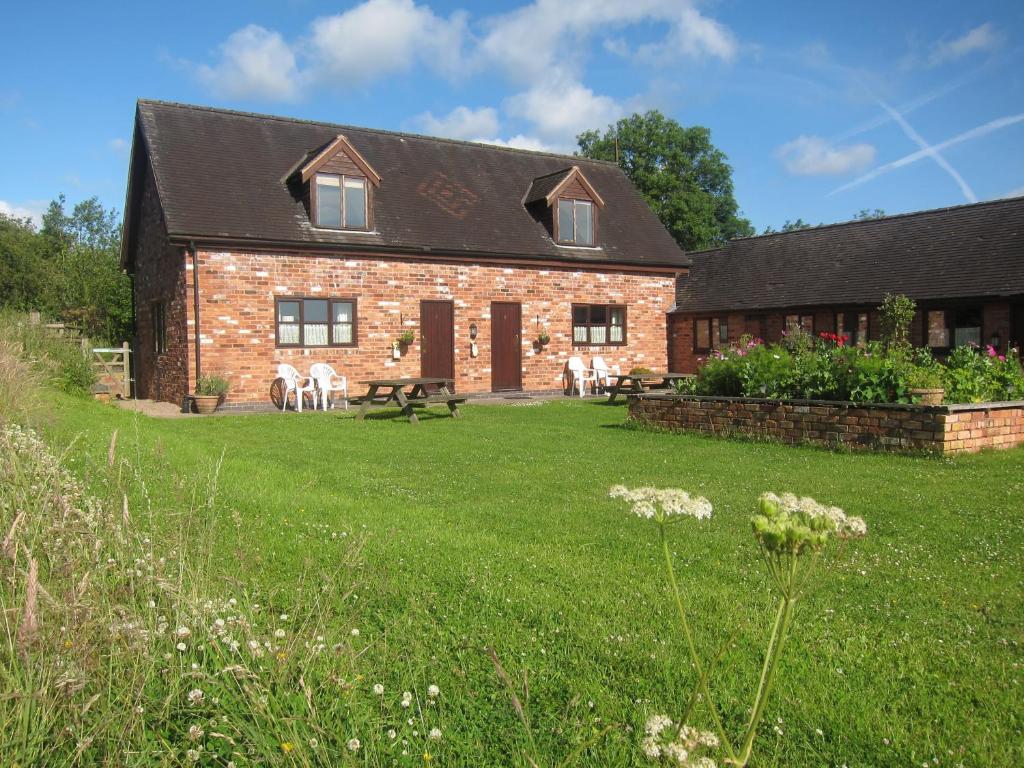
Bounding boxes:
41 395 1024 767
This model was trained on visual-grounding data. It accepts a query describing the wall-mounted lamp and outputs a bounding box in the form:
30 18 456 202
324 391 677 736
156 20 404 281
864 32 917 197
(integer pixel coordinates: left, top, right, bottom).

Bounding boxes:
469 322 479 357
469 323 478 339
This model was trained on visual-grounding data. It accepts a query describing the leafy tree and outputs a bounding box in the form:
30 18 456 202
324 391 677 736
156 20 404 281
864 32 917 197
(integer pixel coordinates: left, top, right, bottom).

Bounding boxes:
762 218 819 235
878 293 916 350
0 213 48 311
853 208 886 221
577 111 754 251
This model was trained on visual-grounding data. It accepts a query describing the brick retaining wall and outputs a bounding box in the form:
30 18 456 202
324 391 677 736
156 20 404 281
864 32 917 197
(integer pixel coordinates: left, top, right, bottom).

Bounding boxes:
627 394 1024 455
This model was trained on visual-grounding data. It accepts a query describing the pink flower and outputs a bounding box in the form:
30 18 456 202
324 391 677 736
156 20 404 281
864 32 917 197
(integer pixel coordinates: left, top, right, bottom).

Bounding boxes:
986 345 998 357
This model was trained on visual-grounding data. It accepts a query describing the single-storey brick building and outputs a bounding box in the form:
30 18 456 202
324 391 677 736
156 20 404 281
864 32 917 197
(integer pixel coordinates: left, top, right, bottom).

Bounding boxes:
669 197 1024 372
121 100 690 406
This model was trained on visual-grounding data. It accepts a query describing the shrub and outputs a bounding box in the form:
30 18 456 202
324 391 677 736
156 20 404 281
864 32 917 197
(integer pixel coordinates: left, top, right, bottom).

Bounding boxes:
397 329 415 345
195 374 230 397
695 353 744 396
879 293 916 349
630 366 654 375
944 345 1024 402
738 345 795 399
0 312 95 396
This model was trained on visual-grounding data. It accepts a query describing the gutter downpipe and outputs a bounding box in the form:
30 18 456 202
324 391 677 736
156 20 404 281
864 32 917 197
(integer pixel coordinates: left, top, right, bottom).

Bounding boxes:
186 240 202 413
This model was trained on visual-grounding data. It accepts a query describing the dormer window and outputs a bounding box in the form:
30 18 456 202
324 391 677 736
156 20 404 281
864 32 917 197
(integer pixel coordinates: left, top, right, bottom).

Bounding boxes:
295 133 381 231
557 198 594 246
523 165 604 248
315 174 367 230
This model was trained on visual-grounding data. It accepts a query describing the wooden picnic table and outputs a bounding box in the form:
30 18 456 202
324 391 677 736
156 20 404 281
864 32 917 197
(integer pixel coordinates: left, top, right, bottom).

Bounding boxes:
354 377 465 424
606 372 694 403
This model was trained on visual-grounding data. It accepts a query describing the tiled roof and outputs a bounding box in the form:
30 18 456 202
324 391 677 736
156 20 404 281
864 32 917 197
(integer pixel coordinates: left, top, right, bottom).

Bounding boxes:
522 168 574 206
673 197 1024 313
129 100 688 268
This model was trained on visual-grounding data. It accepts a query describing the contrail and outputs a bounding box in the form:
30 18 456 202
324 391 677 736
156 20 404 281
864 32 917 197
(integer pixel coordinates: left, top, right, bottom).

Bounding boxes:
878 101 977 202
828 112 1024 196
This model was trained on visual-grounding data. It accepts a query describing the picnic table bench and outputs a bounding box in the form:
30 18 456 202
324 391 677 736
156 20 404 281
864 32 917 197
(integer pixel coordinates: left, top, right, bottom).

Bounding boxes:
606 372 695 403
354 378 465 424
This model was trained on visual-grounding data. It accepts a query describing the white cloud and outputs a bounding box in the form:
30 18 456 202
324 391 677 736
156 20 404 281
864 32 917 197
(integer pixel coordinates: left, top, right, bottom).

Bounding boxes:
473 134 555 152
308 0 467 85
416 106 500 140
196 24 300 100
1002 186 1024 199
929 23 1002 67
506 77 623 143
108 137 128 153
776 136 876 176
0 199 44 227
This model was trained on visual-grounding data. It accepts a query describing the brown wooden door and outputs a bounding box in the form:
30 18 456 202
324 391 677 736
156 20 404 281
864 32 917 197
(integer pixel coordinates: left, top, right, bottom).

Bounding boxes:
491 301 522 392
1012 301 1024 352
420 300 455 387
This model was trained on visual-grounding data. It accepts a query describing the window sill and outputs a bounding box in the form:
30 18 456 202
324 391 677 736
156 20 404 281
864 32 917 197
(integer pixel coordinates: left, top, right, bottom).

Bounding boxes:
310 226 379 235
554 242 602 251
276 345 359 350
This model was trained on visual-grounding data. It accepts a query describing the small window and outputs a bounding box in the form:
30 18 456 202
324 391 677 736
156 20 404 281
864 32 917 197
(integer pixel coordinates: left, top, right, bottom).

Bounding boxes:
695 318 712 352
836 310 870 346
926 308 981 350
152 301 167 355
573 303 625 346
557 199 595 246
276 296 358 347
315 173 368 230
785 314 814 335
718 318 729 344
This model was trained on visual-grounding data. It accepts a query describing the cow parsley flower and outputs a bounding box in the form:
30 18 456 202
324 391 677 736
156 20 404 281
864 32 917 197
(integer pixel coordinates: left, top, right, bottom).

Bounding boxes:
610 486 712 524
641 714 719 767
754 493 867 556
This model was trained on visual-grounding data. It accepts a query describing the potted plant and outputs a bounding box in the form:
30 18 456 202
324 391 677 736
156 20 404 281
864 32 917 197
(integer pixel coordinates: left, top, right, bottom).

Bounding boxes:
907 366 945 405
397 329 415 346
194 374 229 414
537 330 550 346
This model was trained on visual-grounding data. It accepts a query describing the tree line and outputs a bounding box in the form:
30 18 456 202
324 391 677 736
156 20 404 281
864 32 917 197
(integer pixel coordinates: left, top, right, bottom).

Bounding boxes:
0 195 131 343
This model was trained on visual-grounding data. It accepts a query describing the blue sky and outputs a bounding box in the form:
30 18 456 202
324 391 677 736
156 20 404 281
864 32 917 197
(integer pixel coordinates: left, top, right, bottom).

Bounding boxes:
2 0 1022 234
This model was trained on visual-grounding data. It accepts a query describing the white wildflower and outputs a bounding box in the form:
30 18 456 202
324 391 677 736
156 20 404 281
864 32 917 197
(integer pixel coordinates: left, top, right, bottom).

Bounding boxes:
187 688 205 706
176 626 191 638
427 684 440 698
188 724 204 741
350 628 360 637
274 628 286 638
610 486 713 523
346 738 361 752
428 727 442 741
176 642 187 652
373 683 385 695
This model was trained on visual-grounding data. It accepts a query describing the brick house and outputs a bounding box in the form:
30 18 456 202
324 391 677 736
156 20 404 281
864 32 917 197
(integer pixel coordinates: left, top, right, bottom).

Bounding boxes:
669 197 1024 372
121 101 690 407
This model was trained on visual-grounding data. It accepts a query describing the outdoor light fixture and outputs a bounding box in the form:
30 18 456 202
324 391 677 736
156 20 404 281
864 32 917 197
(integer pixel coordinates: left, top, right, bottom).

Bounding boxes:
469 323 479 357
469 323 478 339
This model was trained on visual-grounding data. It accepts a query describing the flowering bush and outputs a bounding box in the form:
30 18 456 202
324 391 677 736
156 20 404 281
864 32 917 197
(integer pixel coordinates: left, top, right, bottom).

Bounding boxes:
687 335 1024 404
611 485 867 768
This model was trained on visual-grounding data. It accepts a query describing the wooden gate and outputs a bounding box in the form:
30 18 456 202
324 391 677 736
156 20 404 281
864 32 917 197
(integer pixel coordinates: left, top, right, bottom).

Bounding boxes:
91 343 132 399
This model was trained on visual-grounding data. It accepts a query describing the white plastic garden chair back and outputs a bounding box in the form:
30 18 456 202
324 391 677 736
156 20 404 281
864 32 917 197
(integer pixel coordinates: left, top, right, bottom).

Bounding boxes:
591 356 612 391
309 363 349 411
566 356 596 398
277 363 316 412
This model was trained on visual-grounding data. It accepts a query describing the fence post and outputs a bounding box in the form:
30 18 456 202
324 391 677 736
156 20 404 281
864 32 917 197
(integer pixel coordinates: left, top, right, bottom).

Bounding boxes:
122 341 131 399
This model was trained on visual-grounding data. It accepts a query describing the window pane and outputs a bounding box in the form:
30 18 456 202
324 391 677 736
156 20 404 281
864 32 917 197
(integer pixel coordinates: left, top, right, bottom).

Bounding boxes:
304 299 328 323
610 307 624 342
573 325 588 343
800 315 814 333
589 325 607 344
696 320 710 349
575 201 593 245
278 301 300 323
785 315 799 334
590 305 607 324
344 178 367 228
332 301 354 344
558 200 574 242
953 309 981 348
572 305 589 324
835 312 844 335
927 311 948 348
857 313 869 345
304 324 329 346
718 318 728 343
279 324 300 345
316 175 342 227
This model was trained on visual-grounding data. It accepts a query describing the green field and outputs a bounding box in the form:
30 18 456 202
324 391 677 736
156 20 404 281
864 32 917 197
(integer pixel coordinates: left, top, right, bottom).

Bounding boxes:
29 396 1024 765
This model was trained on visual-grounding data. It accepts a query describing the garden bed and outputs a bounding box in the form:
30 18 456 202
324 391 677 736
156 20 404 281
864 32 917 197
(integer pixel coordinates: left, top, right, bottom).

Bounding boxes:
628 393 1024 454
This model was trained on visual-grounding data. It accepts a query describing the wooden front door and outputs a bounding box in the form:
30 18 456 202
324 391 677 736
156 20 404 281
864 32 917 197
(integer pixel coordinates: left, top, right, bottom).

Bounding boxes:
491 301 522 392
1012 301 1024 351
420 300 455 387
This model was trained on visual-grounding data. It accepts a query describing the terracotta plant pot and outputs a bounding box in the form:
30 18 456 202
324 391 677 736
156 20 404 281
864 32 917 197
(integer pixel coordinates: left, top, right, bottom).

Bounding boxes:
193 394 221 414
910 388 944 406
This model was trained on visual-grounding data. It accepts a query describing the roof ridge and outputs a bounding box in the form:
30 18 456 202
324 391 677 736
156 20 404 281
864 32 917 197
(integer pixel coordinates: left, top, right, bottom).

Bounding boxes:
731 194 1024 244
136 99 622 167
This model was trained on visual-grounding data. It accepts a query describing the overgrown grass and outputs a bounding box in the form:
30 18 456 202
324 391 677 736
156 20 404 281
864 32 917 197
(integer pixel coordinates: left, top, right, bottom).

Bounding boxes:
6 393 1024 766
0 311 95 395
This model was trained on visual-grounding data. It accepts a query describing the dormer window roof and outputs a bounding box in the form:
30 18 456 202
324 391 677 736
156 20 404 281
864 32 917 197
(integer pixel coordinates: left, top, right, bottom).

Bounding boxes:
293 134 381 230
523 165 604 247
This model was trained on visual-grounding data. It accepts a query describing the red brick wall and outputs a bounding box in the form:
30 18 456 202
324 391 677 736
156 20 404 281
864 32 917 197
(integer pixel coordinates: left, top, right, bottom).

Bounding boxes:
131 162 190 404
628 395 1024 455
182 249 676 405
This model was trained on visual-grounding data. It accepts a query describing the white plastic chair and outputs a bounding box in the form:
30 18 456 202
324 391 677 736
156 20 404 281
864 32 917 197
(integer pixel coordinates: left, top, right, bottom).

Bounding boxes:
277 363 317 412
310 363 348 411
565 356 597 398
592 356 612 393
